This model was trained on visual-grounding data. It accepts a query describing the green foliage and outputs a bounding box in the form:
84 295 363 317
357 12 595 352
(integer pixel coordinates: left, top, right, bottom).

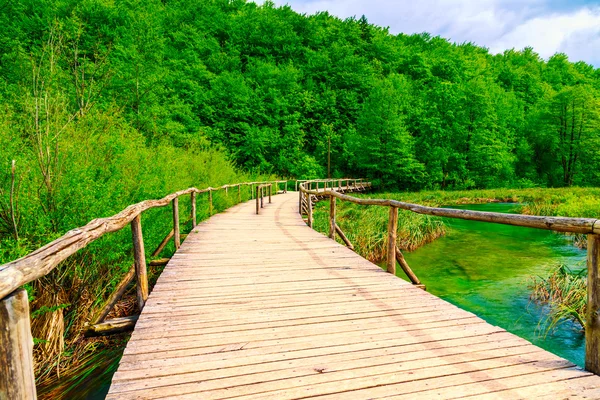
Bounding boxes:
2 0 598 191
529 264 587 333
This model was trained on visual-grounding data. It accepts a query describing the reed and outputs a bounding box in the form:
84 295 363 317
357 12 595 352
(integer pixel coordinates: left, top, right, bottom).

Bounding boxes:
529 264 587 332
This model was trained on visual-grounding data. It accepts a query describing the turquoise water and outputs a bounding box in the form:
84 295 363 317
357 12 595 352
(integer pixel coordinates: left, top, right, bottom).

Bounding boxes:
400 203 587 366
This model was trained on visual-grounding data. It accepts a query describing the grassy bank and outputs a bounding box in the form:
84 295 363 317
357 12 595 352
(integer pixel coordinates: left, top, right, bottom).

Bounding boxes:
312 187 600 262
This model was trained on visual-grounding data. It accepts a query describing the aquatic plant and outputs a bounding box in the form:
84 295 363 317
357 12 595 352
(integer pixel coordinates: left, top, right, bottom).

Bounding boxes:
312 198 445 262
529 264 587 332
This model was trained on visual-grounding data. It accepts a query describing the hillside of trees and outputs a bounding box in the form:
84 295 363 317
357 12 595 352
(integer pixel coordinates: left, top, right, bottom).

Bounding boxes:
3 0 600 195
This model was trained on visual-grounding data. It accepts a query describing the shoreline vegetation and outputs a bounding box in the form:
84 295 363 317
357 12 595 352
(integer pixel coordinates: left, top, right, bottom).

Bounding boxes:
529 264 587 333
312 186 600 333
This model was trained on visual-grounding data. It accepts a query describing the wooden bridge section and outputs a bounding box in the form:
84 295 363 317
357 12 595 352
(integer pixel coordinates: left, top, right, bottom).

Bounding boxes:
106 192 600 399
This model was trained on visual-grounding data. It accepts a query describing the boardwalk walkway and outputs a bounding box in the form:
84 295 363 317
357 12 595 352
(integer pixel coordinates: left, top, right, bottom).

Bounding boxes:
107 192 600 399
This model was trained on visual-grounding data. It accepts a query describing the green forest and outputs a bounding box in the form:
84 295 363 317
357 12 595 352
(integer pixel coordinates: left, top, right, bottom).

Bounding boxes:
3 0 600 195
1 0 600 395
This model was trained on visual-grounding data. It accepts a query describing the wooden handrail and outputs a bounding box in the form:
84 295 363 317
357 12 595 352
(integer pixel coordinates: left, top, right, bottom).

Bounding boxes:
298 178 600 376
300 185 600 235
0 179 288 397
0 181 282 299
255 184 272 214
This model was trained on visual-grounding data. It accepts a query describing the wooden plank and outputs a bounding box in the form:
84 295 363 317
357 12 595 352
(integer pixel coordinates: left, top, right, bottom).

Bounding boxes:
85 315 138 336
111 331 517 383
107 192 600 399
109 339 533 398
115 324 506 374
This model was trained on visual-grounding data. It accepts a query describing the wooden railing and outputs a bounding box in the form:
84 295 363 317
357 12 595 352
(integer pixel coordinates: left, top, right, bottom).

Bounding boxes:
255 184 272 214
299 179 600 375
0 179 287 398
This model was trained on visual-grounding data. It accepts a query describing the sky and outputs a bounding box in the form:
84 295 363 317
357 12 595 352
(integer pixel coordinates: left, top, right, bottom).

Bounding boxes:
260 0 600 67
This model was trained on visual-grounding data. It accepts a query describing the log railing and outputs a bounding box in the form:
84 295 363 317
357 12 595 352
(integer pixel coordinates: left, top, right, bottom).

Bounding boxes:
0 179 286 398
299 179 600 375
255 183 272 214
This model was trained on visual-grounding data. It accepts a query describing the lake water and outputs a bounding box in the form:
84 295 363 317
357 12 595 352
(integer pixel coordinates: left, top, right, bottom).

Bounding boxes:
401 203 587 366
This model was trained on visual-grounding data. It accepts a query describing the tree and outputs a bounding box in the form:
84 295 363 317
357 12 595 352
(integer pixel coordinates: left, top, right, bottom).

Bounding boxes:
541 85 600 186
353 75 423 188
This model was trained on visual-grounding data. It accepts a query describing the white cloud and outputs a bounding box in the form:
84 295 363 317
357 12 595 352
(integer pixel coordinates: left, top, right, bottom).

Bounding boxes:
265 0 600 66
490 8 600 62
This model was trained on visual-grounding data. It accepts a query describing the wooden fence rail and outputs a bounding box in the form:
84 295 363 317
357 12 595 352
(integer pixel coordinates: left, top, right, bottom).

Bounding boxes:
0 179 286 398
298 179 600 375
255 184 272 214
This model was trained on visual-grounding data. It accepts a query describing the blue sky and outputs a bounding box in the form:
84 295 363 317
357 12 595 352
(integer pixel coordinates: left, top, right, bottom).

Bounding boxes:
260 0 600 67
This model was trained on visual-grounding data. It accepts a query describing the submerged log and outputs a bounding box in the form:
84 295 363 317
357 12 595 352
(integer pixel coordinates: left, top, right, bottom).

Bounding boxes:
149 258 170 267
85 315 139 337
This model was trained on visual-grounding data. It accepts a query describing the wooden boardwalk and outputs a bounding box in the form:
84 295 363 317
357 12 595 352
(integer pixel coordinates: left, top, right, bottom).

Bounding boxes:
107 192 600 399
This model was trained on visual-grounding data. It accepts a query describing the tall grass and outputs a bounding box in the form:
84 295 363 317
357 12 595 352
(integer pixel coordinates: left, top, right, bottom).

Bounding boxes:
0 108 275 397
529 264 587 332
312 199 445 262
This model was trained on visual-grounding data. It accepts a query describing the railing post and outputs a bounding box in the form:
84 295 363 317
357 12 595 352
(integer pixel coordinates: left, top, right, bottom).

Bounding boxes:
172 197 180 249
255 186 260 214
586 234 600 374
298 190 302 214
306 191 313 228
131 214 148 310
387 206 398 275
329 194 336 239
208 189 213 215
191 192 197 228
269 184 272 203
0 289 37 400
285 181 288 193
260 186 264 208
